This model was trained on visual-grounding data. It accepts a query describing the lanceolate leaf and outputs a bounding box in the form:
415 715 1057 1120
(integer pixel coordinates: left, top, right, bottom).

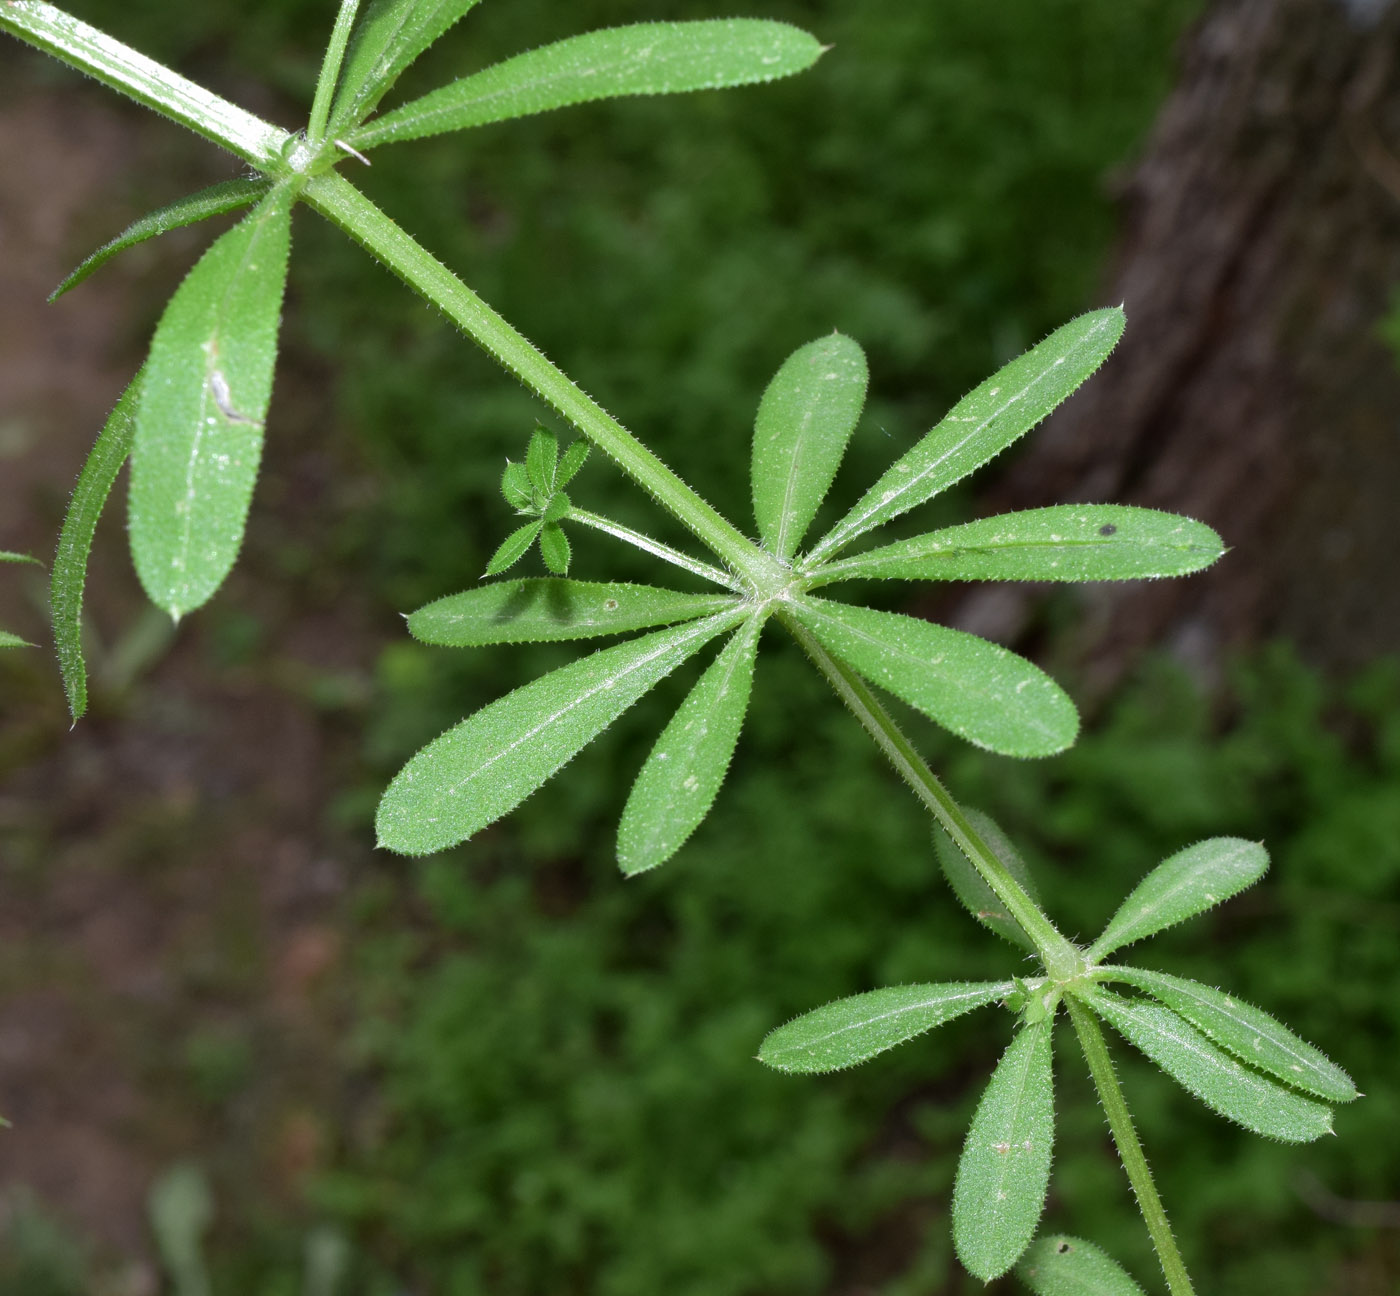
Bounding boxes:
538 522 572 575
793 598 1078 758
752 333 868 561
484 521 543 577
556 440 589 489
809 309 1125 563
0 632 30 650
812 505 1224 587
1101 966 1357 1103
128 186 294 618
0 552 41 565
351 20 826 149
52 368 144 719
618 617 761 875
1085 988 1334 1142
408 579 736 646
50 179 269 301
500 461 531 509
1088 838 1269 961
376 610 744 855
935 808 1042 952
953 1018 1056 1281
759 980 1012 1074
331 0 483 132
526 427 559 494
1016 1235 1147 1296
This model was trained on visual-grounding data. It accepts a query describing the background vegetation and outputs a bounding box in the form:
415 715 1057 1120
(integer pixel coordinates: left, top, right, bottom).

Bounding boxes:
5 0 1397 1292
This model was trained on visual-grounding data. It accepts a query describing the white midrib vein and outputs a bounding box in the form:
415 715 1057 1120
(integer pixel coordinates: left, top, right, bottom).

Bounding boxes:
982 1022 1047 1243
777 982 1011 1055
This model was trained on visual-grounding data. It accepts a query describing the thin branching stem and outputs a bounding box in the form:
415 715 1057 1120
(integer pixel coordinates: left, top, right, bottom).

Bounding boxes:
569 508 743 591
1067 997 1197 1296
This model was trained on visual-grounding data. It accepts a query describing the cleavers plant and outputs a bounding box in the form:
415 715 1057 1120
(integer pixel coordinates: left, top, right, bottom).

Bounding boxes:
0 2 1359 1291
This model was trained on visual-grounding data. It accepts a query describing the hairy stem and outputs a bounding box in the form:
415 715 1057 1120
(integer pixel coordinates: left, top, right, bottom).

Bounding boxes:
780 611 1083 979
568 509 743 590
303 172 784 593
308 0 362 147
0 2 289 167
1067 998 1197 1296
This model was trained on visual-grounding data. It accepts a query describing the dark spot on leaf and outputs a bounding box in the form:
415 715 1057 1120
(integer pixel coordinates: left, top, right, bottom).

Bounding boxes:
1055 1241 1073 1254
1099 524 1117 536
604 599 619 611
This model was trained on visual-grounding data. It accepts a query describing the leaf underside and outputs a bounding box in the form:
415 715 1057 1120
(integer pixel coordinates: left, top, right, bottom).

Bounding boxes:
352 19 826 149
128 186 294 618
758 980 1011 1074
811 308 1125 563
793 597 1078 758
618 617 761 875
953 1018 1056 1281
1016 1235 1147 1296
752 332 868 561
935 807 1042 952
1086 988 1334 1142
1102 966 1356 1103
408 579 737 646
1088 837 1269 961
376 610 744 855
51 178 269 301
52 367 145 718
814 504 1224 587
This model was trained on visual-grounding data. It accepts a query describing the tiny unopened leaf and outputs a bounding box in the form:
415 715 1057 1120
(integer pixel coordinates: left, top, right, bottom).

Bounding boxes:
52 368 144 719
128 186 294 618
51 178 269 301
409 579 736 646
1089 837 1268 961
953 1018 1056 1281
752 333 868 560
1102 966 1357 1103
500 461 531 509
331 0 483 131
759 980 1012 1074
618 617 761 874
377 610 742 855
793 597 1078 757
542 494 571 524
814 505 1224 587
1085 988 1334 1142
1016 1235 1146 1296
935 808 1042 952
484 521 542 577
811 309 1124 562
538 522 571 575
352 20 825 148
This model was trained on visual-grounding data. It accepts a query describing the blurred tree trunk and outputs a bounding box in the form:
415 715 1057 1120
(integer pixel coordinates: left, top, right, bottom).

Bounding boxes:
948 0 1400 694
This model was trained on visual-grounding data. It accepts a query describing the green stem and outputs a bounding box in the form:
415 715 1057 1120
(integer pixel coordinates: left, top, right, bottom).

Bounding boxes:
1067 998 1197 1296
568 508 743 591
0 2 289 167
303 172 785 594
780 610 1083 980
308 0 362 147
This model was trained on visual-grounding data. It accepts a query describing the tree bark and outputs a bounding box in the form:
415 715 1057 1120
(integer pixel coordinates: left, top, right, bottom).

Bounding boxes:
948 0 1400 695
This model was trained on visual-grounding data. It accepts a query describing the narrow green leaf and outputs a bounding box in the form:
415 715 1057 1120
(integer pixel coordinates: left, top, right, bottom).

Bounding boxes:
52 368 144 719
351 20 826 149
759 980 1012 1075
618 617 761 875
376 610 743 855
410 580 736 647
810 309 1125 563
935 808 1041 952
51 179 269 301
1084 987 1334 1142
752 333 868 560
793 597 1078 757
483 521 542 577
1100 967 1357 1103
526 427 559 494
128 186 294 618
330 0 483 132
0 631 33 650
1017 1235 1146 1296
556 440 589 490
0 552 41 565
538 522 571 575
812 505 1224 587
953 1018 1057 1281
1088 838 1268 961
500 460 531 509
